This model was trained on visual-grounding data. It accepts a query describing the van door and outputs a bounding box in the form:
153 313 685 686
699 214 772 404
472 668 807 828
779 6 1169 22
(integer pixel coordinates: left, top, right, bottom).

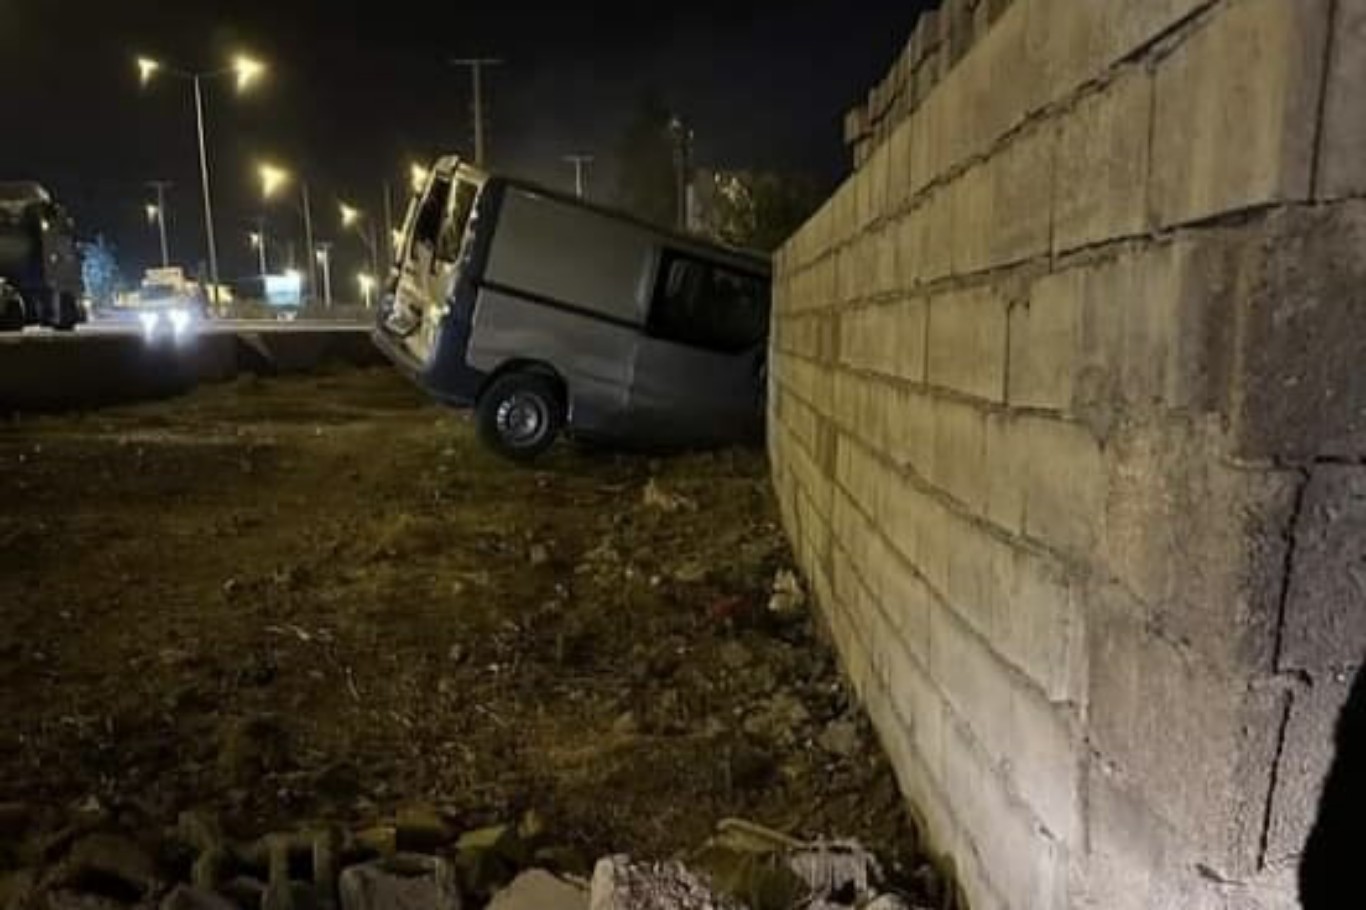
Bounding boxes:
387 176 453 363
629 253 769 444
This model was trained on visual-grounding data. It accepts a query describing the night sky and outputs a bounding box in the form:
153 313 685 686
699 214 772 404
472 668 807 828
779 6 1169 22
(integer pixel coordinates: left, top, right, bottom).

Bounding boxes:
0 0 929 280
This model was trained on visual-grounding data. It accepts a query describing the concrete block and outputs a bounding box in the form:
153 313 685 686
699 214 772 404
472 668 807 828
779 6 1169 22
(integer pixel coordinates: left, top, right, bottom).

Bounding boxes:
1318 0 1366 198
931 594 1082 847
1224 203 1366 460
1053 66 1152 253
1009 241 1216 422
1151 0 1330 227
1003 545 1087 704
984 411 1026 534
888 116 915 210
926 286 1009 401
1280 466 1366 674
989 124 1055 269
839 297 927 382
1018 415 1106 556
938 707 1070 910
949 161 993 276
1086 589 1286 877
1266 670 1357 866
928 396 989 513
1084 767 1227 910
1027 0 1211 106
903 188 954 285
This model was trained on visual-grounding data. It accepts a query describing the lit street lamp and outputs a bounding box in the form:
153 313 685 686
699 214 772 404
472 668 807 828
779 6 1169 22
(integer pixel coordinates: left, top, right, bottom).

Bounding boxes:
248 226 268 277
258 163 317 304
339 202 380 277
357 272 376 309
135 53 267 303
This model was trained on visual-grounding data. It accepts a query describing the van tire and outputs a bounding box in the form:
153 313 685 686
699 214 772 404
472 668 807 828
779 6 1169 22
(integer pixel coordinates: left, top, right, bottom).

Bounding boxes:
476 372 566 461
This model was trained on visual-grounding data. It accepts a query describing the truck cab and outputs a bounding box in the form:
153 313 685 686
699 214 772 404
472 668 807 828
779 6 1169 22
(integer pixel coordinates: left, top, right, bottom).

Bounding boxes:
0 182 84 330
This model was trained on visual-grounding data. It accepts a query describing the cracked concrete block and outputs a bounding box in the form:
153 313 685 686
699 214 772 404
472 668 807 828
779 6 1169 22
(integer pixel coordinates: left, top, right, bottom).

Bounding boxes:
1052 66 1152 253
1151 0 1330 226
1317 0 1366 199
1280 467 1366 674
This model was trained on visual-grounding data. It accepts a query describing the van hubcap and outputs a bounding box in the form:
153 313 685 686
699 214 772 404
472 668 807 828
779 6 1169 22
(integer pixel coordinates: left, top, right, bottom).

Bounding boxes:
496 393 548 445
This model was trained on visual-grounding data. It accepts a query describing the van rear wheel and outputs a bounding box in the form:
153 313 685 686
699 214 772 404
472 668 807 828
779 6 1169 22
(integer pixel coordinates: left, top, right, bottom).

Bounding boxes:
476 372 565 461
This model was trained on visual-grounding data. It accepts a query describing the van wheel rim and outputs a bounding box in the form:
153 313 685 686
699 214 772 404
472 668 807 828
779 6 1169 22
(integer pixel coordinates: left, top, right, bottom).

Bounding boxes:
496 393 548 445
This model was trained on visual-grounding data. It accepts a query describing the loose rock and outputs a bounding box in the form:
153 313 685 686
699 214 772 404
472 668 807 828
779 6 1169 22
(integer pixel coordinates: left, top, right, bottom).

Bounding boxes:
55 833 159 901
160 885 238 910
489 870 588 910
339 855 461 910
589 856 740 910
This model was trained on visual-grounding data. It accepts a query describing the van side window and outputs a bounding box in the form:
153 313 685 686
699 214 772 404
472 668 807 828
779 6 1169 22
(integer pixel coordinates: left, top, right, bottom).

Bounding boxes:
649 252 769 353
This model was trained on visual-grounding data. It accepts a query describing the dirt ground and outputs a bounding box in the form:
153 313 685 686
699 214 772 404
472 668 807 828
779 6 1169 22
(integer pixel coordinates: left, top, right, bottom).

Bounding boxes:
0 368 930 900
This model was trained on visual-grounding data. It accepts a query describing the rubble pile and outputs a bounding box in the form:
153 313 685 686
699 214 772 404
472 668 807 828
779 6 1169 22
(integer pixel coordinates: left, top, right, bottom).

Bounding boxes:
0 802 952 910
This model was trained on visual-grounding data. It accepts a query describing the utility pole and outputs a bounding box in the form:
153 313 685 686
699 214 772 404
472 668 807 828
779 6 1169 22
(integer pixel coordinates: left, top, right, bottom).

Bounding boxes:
668 115 695 232
381 181 395 273
562 155 594 199
250 217 269 276
450 57 503 166
146 181 172 266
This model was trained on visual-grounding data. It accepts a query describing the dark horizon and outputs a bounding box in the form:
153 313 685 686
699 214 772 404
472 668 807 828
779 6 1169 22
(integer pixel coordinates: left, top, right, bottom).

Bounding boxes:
0 0 930 282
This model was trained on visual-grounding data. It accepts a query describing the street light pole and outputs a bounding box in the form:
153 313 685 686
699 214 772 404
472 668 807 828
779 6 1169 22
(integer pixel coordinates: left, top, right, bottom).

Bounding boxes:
563 155 594 199
450 57 503 166
381 181 395 273
191 75 221 303
146 180 172 266
315 242 333 308
301 181 316 305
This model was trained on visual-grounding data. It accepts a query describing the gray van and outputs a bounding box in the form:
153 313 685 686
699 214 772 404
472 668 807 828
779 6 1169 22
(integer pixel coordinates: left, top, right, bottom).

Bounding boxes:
374 156 772 460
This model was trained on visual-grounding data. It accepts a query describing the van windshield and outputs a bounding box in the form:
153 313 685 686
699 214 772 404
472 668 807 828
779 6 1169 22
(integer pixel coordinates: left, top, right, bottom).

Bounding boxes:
437 179 480 263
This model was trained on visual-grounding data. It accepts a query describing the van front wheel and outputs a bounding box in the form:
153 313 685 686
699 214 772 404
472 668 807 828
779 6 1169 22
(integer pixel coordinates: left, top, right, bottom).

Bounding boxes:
476 372 565 461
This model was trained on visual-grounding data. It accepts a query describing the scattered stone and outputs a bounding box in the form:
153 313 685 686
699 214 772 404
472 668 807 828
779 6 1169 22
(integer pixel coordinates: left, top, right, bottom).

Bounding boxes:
56 832 159 901
718 642 754 672
642 480 694 513
393 805 454 852
786 841 884 905
767 570 806 615
447 643 468 665
589 856 740 910
532 847 592 879
817 720 862 759
863 895 923 910
353 827 398 857
741 693 811 745
611 712 639 736
454 826 525 895
41 890 129 910
160 885 238 910
339 855 461 910
529 544 551 567
489 870 588 910
672 562 708 584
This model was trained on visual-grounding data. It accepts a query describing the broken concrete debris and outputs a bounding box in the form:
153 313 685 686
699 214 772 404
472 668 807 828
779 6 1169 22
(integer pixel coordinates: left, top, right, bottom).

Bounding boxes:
338 854 461 910
488 869 588 910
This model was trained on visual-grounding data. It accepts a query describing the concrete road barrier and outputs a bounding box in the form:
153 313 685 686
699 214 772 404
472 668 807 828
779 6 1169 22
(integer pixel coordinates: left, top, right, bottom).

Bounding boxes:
0 325 385 413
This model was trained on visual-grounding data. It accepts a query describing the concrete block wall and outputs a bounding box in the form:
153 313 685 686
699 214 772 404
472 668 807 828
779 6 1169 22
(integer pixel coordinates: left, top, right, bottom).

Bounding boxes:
772 1 1366 908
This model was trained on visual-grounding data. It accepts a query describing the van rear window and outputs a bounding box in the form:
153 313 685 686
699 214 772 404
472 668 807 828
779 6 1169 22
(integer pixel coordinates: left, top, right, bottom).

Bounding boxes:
649 253 769 354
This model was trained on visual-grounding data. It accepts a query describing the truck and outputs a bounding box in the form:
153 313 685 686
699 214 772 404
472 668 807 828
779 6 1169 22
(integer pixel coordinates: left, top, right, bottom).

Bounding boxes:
375 155 772 460
0 182 84 331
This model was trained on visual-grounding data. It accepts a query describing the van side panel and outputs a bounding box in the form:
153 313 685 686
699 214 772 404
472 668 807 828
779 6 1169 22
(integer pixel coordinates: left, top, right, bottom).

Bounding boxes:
482 188 654 325
464 287 634 433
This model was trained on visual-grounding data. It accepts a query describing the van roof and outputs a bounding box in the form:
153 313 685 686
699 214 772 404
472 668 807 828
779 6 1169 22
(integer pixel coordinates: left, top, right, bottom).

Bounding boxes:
492 175 772 275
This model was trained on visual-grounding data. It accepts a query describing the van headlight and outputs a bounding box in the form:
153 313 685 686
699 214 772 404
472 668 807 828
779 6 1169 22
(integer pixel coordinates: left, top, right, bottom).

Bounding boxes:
168 308 191 335
138 311 159 336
